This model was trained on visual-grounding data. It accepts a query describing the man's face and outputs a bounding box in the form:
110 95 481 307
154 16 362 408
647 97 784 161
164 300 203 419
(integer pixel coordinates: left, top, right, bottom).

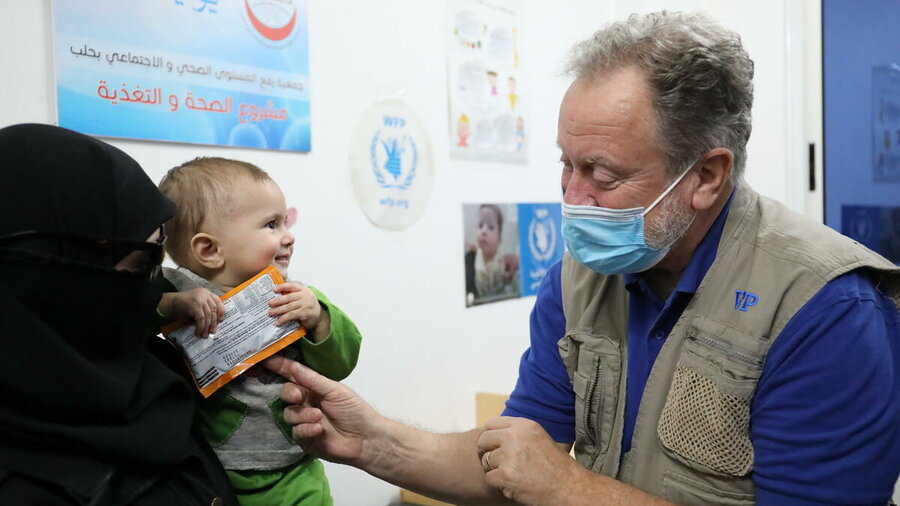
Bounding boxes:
558 66 693 249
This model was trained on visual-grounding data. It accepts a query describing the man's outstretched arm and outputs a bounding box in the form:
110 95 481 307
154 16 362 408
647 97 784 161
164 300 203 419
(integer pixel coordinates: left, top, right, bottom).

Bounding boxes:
266 356 674 506
266 355 509 504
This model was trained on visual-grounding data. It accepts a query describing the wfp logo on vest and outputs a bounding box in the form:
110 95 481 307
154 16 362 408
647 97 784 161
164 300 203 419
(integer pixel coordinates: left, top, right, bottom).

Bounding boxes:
734 290 759 312
369 116 418 197
528 208 557 263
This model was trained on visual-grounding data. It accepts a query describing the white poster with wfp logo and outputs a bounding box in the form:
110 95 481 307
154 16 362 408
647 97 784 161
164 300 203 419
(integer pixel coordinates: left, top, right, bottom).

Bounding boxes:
349 100 434 230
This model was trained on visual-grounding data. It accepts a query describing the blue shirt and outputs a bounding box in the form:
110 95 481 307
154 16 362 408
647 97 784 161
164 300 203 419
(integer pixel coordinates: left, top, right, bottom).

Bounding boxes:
503 197 900 505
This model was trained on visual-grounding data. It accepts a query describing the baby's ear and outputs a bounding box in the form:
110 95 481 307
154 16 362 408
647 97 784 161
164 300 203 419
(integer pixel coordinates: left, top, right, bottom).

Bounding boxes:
190 233 224 269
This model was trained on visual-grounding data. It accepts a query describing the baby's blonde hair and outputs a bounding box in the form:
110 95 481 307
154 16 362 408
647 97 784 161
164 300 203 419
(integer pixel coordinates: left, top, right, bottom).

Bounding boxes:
159 157 272 267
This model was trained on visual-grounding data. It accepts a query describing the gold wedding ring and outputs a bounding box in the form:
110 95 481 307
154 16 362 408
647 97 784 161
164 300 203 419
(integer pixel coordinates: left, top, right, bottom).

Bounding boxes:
483 450 496 471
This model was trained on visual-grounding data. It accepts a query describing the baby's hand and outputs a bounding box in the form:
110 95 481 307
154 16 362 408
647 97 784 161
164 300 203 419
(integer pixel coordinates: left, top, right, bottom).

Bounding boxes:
269 283 322 330
158 288 225 337
502 253 520 281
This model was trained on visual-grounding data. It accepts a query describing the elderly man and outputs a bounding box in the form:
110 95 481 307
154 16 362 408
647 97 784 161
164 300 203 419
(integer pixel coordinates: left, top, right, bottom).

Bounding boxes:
269 11 900 505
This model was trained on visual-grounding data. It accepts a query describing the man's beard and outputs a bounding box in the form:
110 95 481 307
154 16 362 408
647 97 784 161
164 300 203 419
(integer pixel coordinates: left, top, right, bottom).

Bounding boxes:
644 189 696 250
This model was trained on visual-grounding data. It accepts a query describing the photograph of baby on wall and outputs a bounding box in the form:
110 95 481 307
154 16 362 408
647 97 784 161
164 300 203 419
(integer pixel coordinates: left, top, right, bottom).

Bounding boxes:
463 202 520 306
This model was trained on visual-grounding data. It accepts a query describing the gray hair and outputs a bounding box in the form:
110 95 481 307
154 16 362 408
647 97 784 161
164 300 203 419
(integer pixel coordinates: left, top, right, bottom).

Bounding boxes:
567 11 754 182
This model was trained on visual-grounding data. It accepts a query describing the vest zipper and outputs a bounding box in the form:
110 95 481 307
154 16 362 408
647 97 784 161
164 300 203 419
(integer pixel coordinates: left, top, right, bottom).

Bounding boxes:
584 356 604 465
686 328 761 366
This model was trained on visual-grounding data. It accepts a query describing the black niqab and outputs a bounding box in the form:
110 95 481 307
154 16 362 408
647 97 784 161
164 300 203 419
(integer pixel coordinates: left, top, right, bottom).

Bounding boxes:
0 124 229 503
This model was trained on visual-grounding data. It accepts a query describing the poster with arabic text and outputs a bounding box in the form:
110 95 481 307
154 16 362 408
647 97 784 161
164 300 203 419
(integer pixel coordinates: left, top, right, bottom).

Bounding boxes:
53 0 310 151
448 0 525 164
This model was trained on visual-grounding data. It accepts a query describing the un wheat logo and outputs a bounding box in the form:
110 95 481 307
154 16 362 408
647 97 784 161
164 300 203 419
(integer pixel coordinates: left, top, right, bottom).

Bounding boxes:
528 208 556 263
370 130 417 190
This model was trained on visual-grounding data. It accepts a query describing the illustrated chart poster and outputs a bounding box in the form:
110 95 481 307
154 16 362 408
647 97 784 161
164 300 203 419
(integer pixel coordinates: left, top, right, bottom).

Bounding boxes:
448 0 526 164
53 0 311 152
463 202 562 307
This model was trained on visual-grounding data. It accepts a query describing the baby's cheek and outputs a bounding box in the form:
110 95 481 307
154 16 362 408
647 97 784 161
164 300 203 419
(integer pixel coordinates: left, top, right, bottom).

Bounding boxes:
259 242 280 262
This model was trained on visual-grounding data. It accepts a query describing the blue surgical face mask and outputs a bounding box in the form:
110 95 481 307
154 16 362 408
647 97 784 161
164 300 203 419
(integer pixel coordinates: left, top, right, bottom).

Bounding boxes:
561 165 694 275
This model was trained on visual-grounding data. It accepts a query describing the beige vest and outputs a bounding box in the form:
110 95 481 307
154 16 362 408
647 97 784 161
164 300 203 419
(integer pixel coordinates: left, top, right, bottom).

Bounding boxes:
558 184 900 505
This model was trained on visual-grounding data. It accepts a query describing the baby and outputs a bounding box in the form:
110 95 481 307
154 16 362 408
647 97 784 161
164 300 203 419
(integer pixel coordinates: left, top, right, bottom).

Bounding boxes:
157 156 361 506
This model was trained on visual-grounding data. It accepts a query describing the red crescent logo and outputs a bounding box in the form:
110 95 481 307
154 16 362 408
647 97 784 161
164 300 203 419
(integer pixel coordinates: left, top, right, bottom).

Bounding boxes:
244 0 297 42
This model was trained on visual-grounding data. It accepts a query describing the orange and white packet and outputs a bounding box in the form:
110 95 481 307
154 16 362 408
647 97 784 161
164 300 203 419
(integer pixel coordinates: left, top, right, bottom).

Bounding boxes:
162 265 306 398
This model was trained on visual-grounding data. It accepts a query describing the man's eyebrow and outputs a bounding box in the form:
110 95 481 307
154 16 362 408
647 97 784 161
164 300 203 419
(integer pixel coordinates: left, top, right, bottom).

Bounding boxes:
555 142 623 171
584 156 626 173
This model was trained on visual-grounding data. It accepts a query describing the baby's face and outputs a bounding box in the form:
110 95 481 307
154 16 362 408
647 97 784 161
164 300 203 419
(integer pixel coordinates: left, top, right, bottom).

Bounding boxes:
212 180 294 286
477 207 502 257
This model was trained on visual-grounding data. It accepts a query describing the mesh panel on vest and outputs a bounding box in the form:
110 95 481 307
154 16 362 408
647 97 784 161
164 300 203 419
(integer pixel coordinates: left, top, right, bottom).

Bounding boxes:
658 368 753 477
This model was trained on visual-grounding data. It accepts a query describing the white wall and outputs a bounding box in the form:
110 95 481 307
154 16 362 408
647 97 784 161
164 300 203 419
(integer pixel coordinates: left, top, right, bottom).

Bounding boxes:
1 1 812 504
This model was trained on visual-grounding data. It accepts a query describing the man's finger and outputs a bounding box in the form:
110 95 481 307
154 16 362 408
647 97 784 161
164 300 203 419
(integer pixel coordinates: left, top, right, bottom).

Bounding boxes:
265 355 299 380
483 416 515 430
476 427 503 453
281 381 307 405
284 405 323 425
293 422 323 445
288 361 339 398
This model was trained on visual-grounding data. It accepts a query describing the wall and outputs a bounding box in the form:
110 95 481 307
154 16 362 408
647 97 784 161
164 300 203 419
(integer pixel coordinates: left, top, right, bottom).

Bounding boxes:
0 1 807 504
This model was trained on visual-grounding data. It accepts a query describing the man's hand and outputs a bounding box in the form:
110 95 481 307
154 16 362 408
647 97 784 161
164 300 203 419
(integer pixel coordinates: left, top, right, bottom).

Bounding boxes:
269 283 331 341
476 416 578 505
158 288 224 337
264 355 376 465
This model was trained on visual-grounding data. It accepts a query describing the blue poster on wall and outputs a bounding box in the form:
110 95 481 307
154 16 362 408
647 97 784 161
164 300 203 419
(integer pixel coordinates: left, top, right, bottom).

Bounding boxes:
872 66 900 182
52 0 310 151
823 0 900 265
517 203 563 297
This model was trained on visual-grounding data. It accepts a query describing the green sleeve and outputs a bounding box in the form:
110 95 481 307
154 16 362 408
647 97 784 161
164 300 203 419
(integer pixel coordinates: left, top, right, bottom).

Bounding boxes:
299 286 362 381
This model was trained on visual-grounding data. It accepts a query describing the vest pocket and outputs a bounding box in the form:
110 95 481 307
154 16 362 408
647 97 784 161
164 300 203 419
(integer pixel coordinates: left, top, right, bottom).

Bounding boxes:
572 352 617 471
662 471 755 506
657 327 761 478
580 354 605 468
560 331 623 474
572 358 602 470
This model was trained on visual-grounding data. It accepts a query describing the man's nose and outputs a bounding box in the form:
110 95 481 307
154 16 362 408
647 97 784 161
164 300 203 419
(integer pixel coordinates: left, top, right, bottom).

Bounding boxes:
563 170 597 206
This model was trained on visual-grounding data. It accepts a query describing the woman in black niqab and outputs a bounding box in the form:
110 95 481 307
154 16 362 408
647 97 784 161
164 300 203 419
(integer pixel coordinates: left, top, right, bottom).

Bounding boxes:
0 124 236 505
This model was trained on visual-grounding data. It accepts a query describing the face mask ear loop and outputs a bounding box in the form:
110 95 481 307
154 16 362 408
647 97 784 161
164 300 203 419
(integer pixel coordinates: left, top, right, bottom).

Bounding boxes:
641 162 696 217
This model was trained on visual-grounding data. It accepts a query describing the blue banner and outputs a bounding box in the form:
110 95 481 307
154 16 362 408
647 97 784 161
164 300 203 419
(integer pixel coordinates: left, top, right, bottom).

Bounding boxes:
517 203 563 296
53 0 310 151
